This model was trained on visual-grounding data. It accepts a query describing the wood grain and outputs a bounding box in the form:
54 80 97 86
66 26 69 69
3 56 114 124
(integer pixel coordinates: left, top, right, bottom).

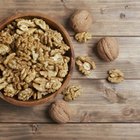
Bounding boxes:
72 37 140 79
0 123 140 140
0 0 140 139
1 0 140 36
1 79 140 123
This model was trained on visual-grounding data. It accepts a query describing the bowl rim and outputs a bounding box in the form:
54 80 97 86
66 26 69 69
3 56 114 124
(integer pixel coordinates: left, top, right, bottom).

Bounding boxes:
0 12 75 107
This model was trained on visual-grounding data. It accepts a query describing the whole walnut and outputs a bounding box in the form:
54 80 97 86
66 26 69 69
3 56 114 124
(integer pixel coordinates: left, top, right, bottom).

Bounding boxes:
70 10 92 32
97 37 119 62
49 100 71 123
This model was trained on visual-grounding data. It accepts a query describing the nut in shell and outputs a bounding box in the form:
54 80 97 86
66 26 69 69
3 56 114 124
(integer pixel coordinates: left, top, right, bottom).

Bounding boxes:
49 100 71 123
97 37 119 62
70 10 93 32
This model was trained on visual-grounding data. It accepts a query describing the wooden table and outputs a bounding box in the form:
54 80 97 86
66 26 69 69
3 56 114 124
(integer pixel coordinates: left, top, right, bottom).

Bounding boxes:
0 0 140 139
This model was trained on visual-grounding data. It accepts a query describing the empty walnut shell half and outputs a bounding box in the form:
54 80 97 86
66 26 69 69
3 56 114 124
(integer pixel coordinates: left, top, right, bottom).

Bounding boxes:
70 10 93 33
97 37 119 62
49 100 71 123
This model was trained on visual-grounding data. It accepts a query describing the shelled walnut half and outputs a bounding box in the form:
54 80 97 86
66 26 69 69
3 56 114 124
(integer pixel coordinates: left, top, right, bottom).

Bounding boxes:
76 56 96 75
62 85 82 101
75 32 92 43
107 69 124 83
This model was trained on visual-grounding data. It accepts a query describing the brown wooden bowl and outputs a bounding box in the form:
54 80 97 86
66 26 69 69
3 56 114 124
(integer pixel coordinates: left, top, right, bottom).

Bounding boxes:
0 12 75 107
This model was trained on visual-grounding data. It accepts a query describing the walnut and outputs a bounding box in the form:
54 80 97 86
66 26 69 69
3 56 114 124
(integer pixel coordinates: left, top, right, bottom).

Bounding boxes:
7 57 19 70
4 84 17 97
107 69 124 83
49 100 71 123
2 69 13 78
50 49 65 56
34 29 44 36
45 30 63 47
70 10 93 32
18 24 29 31
40 70 57 78
97 37 119 62
62 85 82 101
76 56 96 75
33 18 49 31
0 77 5 83
0 64 5 71
5 24 15 34
50 53 63 63
18 88 33 101
0 56 6 64
0 31 13 44
27 28 36 34
16 29 24 35
0 78 8 90
0 44 10 55
57 63 69 78
25 69 36 83
4 53 16 65
33 77 48 92
17 19 35 28
33 92 48 100
57 42 70 51
75 32 92 43
45 78 62 93
20 67 30 80
31 50 39 62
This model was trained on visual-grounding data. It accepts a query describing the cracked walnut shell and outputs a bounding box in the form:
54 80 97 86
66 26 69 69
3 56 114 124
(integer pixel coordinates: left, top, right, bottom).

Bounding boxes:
76 56 96 75
97 37 119 62
49 100 71 123
107 69 124 83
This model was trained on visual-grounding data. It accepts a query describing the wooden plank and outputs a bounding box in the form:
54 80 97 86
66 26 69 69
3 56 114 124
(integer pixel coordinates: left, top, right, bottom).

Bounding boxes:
72 37 140 79
0 123 140 140
1 79 140 123
0 3 140 79
1 0 140 36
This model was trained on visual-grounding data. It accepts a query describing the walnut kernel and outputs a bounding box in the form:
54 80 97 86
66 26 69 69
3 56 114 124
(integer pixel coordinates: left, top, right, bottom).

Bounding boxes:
62 85 82 101
76 56 96 75
107 69 124 83
75 32 92 43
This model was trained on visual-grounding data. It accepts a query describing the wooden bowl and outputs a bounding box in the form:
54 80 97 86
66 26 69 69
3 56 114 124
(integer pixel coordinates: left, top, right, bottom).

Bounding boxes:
0 12 75 106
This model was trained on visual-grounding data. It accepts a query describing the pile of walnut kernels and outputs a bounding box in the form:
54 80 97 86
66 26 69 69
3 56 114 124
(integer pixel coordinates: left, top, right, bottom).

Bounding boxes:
0 18 70 101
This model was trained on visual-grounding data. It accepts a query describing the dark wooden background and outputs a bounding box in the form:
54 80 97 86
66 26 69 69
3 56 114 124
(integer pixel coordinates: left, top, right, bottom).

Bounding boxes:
0 0 140 139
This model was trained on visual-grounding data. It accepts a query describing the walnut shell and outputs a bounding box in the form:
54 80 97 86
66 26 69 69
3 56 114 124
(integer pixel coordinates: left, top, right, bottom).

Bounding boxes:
97 37 119 62
70 10 92 33
49 100 71 123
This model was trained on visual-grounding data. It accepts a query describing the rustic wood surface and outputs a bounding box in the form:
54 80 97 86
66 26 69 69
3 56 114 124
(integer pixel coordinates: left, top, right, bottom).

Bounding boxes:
0 0 140 139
